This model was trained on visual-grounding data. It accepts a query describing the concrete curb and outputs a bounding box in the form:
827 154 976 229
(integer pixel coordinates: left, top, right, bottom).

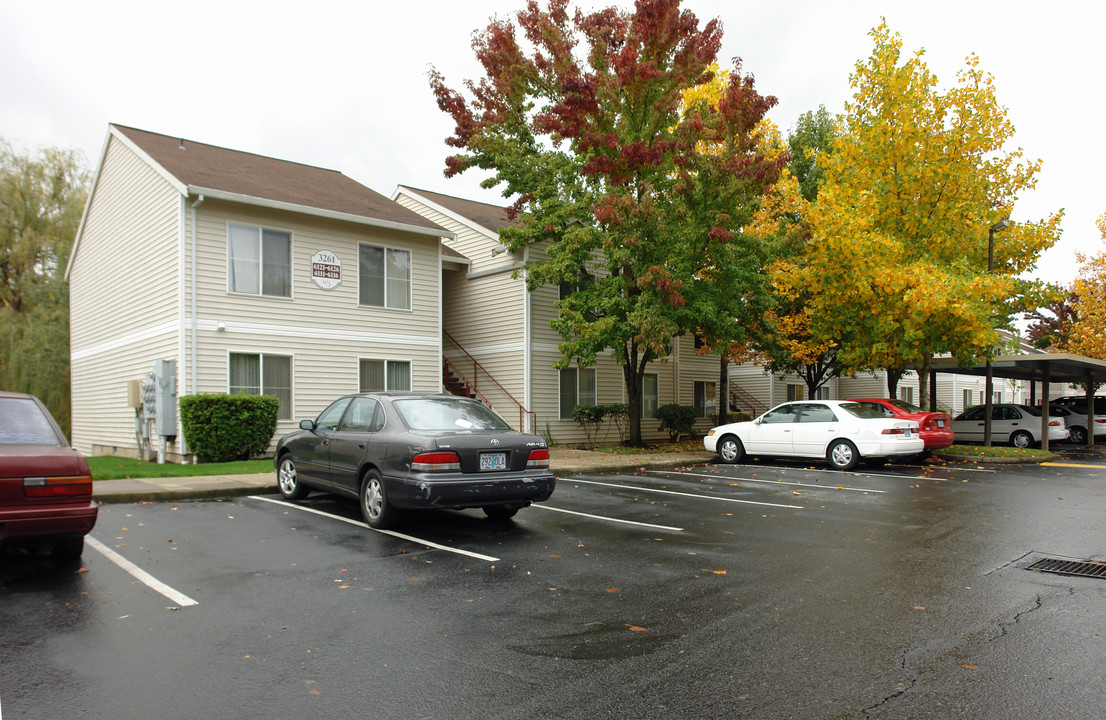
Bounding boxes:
933 452 1060 465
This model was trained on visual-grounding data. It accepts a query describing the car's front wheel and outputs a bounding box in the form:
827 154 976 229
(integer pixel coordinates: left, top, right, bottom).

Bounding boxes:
1010 430 1034 449
827 439 859 471
360 469 397 529
277 455 310 500
1069 425 1088 445
717 435 745 464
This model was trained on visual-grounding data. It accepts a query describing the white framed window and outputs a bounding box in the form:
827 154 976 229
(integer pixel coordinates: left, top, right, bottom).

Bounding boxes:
559 367 597 419
359 243 411 310
642 373 659 419
694 381 716 418
227 223 291 297
229 352 292 420
903 387 915 404
359 359 411 392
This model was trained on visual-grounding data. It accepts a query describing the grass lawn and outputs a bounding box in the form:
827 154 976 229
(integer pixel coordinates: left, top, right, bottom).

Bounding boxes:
87 456 273 481
937 444 1055 460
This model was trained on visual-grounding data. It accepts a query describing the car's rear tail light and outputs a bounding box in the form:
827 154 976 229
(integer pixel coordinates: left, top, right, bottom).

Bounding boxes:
411 452 461 471
881 428 905 435
527 449 550 468
1049 420 1062 427
23 475 93 498
1096 418 1106 424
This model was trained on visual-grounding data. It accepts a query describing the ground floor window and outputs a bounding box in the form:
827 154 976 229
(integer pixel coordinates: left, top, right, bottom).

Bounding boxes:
694 381 717 418
903 386 914 404
559 367 597 419
360 359 412 392
229 352 292 420
787 384 804 402
642 373 658 419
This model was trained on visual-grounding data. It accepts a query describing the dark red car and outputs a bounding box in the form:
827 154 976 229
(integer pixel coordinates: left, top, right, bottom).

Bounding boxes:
847 398 955 452
0 391 98 558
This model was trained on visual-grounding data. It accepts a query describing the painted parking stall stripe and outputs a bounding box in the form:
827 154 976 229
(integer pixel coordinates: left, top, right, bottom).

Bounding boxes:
250 496 500 562
530 503 684 531
654 470 888 494
564 477 803 509
87 536 198 608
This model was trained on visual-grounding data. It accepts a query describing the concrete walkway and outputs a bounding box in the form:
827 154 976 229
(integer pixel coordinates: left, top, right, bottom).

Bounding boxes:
91 447 717 504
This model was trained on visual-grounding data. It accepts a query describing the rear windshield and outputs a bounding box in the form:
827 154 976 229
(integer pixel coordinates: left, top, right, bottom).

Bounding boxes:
1019 405 1043 417
393 397 512 432
837 402 887 420
885 399 923 413
0 397 65 445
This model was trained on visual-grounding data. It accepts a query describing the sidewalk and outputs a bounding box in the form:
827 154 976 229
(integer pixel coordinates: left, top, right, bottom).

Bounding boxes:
91 447 717 504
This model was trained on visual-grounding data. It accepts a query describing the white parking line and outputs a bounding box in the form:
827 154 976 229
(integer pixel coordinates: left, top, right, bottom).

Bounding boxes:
86 536 198 608
249 496 500 562
565 478 803 509
653 470 887 494
530 504 683 531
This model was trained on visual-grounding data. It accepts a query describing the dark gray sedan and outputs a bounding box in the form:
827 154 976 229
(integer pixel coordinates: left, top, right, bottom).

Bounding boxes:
274 393 556 529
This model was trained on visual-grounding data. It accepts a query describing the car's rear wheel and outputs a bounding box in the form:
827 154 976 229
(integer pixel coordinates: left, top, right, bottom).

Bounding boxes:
1069 425 1088 444
360 469 397 529
827 439 859 470
277 455 310 500
483 505 521 521
1010 430 1034 449
717 435 745 464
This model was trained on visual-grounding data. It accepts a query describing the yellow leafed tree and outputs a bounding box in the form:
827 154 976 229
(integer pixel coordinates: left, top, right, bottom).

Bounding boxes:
1068 213 1106 361
793 22 1061 401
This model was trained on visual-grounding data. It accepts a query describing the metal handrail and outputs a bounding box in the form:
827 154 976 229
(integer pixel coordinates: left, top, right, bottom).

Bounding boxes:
730 384 769 417
443 330 537 433
443 357 492 406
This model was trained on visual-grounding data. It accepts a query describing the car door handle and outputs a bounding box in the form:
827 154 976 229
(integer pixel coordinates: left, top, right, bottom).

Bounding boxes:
357 443 365 449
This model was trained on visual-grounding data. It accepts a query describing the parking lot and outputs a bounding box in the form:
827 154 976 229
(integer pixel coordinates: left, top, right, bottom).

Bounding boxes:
4 453 1106 719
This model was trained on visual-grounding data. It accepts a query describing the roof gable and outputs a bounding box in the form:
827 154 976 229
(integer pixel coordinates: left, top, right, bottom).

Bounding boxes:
112 125 443 232
396 185 515 234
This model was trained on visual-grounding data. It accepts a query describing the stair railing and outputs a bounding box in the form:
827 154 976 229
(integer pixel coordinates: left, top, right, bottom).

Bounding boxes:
443 330 537 433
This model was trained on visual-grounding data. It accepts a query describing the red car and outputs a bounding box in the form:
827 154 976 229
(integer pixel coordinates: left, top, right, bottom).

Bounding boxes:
847 398 955 452
0 391 98 558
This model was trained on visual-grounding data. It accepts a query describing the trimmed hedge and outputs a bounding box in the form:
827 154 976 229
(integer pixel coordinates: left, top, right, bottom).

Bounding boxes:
179 393 279 462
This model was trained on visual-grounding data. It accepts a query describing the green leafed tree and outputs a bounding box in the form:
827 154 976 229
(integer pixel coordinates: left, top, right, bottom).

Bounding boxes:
0 140 89 437
429 0 786 444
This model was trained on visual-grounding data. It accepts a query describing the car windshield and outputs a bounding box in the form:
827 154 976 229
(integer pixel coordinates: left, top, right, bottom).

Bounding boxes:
838 402 887 420
0 397 65 445
393 397 512 432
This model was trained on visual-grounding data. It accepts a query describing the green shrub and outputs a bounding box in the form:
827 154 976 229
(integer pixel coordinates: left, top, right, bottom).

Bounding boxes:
572 404 607 445
656 403 697 441
601 403 628 443
179 393 279 462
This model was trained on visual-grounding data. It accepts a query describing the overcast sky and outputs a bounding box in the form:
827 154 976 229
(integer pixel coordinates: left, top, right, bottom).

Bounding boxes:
2 0 1101 286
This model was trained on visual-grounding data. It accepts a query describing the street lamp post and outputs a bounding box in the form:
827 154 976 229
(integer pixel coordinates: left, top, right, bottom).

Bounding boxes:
983 219 1008 447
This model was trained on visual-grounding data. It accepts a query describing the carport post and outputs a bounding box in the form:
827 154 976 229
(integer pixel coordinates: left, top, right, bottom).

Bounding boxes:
1041 362 1051 453
1087 373 1096 448
929 370 938 412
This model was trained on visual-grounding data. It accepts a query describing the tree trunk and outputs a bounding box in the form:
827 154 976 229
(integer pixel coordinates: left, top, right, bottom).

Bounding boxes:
917 356 931 409
886 368 905 399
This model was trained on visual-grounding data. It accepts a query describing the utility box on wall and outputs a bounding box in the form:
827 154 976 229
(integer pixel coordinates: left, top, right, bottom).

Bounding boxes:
153 359 177 438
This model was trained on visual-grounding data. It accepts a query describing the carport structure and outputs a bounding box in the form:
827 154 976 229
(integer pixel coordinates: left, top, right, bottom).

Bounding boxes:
928 352 1106 451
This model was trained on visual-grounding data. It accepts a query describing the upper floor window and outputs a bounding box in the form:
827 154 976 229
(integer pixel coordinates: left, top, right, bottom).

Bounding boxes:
228 223 291 297
359 244 411 310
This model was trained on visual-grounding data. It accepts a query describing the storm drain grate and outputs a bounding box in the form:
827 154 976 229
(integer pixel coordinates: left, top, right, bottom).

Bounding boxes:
1027 557 1106 579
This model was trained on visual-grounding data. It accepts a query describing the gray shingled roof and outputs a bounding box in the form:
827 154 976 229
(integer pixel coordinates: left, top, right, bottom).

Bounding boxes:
400 186 516 233
113 125 445 233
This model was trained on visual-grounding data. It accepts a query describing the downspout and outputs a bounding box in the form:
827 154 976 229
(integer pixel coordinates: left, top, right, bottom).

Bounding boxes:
522 247 532 433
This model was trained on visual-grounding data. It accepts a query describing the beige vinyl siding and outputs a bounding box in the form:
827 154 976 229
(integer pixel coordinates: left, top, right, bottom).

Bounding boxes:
69 137 182 455
838 372 886 400
186 201 442 435
728 363 774 415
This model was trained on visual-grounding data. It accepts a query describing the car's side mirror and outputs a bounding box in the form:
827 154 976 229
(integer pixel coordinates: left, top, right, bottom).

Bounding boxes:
300 419 316 431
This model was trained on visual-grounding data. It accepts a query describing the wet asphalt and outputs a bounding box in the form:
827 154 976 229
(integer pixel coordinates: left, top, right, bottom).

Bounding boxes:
3 449 1106 719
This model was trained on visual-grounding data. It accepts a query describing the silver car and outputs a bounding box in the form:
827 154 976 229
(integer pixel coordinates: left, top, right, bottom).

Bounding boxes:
951 404 1068 448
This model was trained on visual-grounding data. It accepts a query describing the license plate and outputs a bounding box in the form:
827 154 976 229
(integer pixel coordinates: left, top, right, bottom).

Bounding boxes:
480 452 507 471
937 420 945 428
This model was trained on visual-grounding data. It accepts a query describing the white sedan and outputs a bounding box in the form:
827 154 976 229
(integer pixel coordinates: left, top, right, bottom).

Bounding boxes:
704 400 924 470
